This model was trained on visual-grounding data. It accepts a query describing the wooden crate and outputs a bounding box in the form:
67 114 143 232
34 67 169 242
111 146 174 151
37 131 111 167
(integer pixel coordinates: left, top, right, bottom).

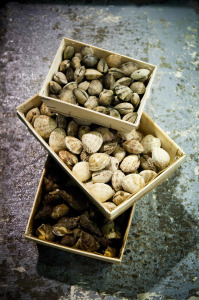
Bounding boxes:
39 37 157 132
24 156 136 263
17 94 186 221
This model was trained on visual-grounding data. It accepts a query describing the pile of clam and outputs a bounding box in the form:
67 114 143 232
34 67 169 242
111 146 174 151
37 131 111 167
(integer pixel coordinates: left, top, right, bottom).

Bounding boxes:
26 103 171 211
48 44 153 123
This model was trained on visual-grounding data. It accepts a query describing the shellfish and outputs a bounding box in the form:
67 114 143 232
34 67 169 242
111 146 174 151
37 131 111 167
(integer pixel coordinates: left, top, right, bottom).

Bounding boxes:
122 174 145 194
72 161 92 182
89 153 111 171
120 155 140 173
82 131 103 153
89 183 115 202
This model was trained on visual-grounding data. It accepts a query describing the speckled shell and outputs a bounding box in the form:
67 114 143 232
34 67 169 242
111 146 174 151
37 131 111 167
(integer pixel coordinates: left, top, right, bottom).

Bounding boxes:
103 202 116 211
92 170 113 183
82 131 103 153
49 128 66 153
89 183 115 202
139 170 157 184
152 147 170 170
34 115 57 139
105 156 119 173
131 68 150 82
123 140 144 154
141 134 161 154
65 136 83 154
112 170 125 191
72 161 92 182
112 190 131 206
95 127 116 142
99 141 118 155
120 155 140 173
89 153 111 171
59 150 78 170
122 174 145 194
113 145 126 163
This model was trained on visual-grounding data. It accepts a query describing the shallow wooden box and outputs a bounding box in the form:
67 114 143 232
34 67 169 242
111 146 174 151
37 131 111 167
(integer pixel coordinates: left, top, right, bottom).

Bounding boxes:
24 156 135 263
17 94 186 221
39 37 157 132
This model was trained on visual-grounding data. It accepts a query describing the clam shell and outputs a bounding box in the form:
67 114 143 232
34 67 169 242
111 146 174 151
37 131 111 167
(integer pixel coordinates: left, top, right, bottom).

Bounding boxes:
73 88 88 105
141 134 161 154
108 68 125 79
131 68 150 82
95 127 116 142
89 153 111 171
97 58 109 74
82 131 103 153
112 190 131 205
92 170 113 183
114 103 134 115
85 69 103 80
84 96 99 110
130 82 146 94
93 106 110 115
123 140 144 154
59 150 78 169
105 156 119 172
99 89 114 106
113 145 126 163
78 125 91 140
82 54 98 68
108 108 121 119
89 183 115 202
26 107 40 124
103 202 117 211
53 72 68 85
65 67 74 82
65 136 83 154
49 128 66 153
49 81 62 94
80 149 91 162
112 170 125 191
120 62 139 76
122 174 145 194
74 66 86 83
106 54 122 68
120 155 140 173
67 120 79 137
64 45 75 60
140 155 157 172
88 80 103 96
99 141 118 155
115 85 134 101
81 46 94 56
72 161 91 182
117 129 143 142
34 115 57 139
59 89 77 104
116 77 132 86
63 81 78 90
122 112 138 123
152 147 170 170
103 73 115 89
131 93 140 108
139 170 157 184
59 60 70 72
71 56 81 70
78 81 90 91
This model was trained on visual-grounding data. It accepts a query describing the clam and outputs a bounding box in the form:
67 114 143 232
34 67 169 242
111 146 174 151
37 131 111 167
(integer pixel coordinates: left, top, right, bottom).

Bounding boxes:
105 156 119 172
65 67 74 82
131 93 140 108
49 81 62 94
108 68 125 79
78 125 91 140
152 147 170 170
63 81 78 90
115 85 134 101
72 161 92 182
40 103 54 118
89 153 111 171
59 150 78 169
75 53 82 59
65 136 83 154
73 88 89 105
53 72 68 85
89 183 115 202
103 73 115 90
113 145 126 163
82 54 98 67
97 58 109 74
81 45 94 56
122 140 144 154
120 155 140 173
84 96 99 110
112 170 125 191
114 103 134 115
116 77 132 86
74 66 86 83
112 190 131 205
141 134 161 154
122 112 137 123
99 89 114 106
108 108 121 119
59 60 70 72
34 115 57 139
139 170 157 184
106 54 122 68
99 141 118 155
140 155 157 171
120 61 139 76
95 127 116 142
82 131 103 153
117 129 143 141
93 106 110 114
103 202 116 211
59 89 77 104
130 82 146 94
64 45 75 60
67 120 79 136
49 128 66 153
71 56 81 70
26 107 40 124
88 80 103 96
85 69 103 80
122 174 145 194
80 149 91 162
92 170 113 183
131 69 150 82
78 81 90 91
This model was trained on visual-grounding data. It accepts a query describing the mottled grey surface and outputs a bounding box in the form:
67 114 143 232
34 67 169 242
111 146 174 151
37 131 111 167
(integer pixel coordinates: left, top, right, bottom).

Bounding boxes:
0 1 199 299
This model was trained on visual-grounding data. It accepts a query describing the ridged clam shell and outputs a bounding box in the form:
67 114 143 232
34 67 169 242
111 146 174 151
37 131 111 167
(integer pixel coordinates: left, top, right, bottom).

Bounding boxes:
78 125 91 140
112 190 131 205
120 155 140 173
95 127 116 142
72 161 91 182
141 134 161 154
139 170 157 184
73 88 88 105
63 81 78 90
99 89 114 106
93 106 110 115
59 150 78 169
92 170 113 183
65 67 74 82
116 77 132 86
49 81 62 94
84 96 98 110
120 62 139 76
152 147 170 170
67 120 79 136
103 73 115 90
130 82 146 94
122 174 145 194
103 202 117 211
113 145 126 163
97 58 109 74
123 140 144 154
85 69 103 80
89 183 115 202
112 170 125 191
115 85 134 101
82 131 103 153
34 115 57 139
131 69 150 82
65 136 83 154
105 156 119 172
106 54 122 68
108 108 121 119
89 153 111 171
53 72 68 85
59 60 70 72
114 103 134 115
122 112 138 123
99 141 118 155
49 128 66 153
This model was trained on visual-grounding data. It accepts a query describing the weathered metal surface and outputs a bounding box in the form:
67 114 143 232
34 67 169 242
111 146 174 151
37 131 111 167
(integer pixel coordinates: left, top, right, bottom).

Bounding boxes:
0 1 198 299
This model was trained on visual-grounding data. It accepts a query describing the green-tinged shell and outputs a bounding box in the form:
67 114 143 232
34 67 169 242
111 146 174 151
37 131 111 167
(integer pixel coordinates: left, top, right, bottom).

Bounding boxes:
131 68 150 82
64 45 75 60
49 81 62 94
130 81 146 94
65 67 74 82
120 61 139 76
115 85 134 101
108 68 125 79
53 72 68 85
108 108 121 119
71 56 81 70
103 73 115 90
93 106 110 115
59 60 70 72
97 58 109 73
80 45 94 56
114 103 134 115
116 77 132 86
82 54 99 68
131 93 140 107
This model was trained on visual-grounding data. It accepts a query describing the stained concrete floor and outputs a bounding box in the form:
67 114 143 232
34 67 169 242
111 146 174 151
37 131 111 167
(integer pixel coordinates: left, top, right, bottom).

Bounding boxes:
0 0 199 299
